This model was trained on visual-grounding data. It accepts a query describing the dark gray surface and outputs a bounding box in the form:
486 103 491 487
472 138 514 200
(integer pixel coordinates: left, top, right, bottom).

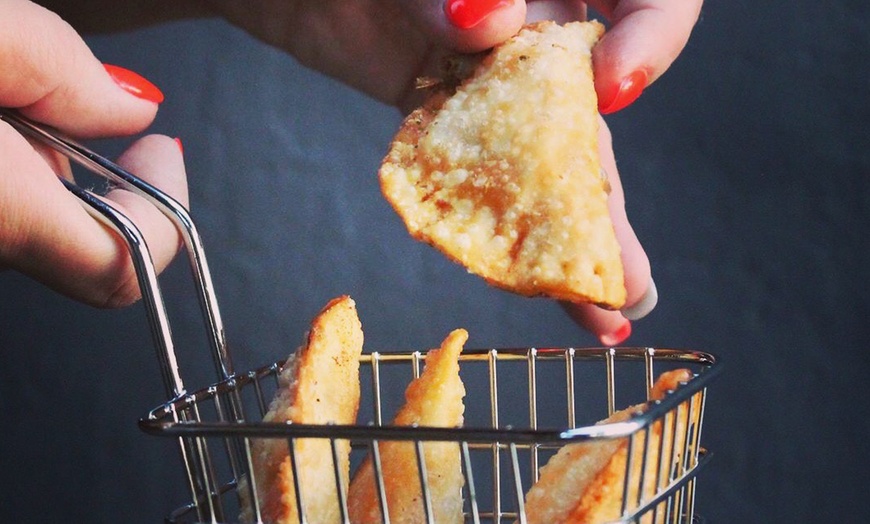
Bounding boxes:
1 1 868 522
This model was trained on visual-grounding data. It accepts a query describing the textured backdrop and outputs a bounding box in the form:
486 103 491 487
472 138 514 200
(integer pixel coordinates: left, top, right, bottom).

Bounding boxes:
1 1 867 522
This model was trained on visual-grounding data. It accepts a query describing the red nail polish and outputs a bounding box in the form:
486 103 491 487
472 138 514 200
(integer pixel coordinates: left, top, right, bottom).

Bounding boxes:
444 0 512 30
598 70 647 114
104 64 164 104
173 137 184 154
599 320 632 347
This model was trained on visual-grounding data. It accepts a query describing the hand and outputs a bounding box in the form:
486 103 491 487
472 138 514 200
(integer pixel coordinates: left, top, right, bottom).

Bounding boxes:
0 0 188 307
204 0 698 344
39 0 701 341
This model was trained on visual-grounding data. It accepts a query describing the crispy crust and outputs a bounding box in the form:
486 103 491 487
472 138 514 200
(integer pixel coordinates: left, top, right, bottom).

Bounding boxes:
523 369 697 524
347 329 468 524
242 296 364 524
380 21 626 308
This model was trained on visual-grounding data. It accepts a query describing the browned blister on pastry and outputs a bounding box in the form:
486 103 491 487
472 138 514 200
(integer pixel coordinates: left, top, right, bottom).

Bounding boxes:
523 369 698 524
241 296 364 524
347 329 468 524
380 21 626 308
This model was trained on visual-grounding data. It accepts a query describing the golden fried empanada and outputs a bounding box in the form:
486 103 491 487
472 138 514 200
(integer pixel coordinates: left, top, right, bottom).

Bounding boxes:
380 21 625 308
523 369 697 523
241 296 364 524
348 329 468 524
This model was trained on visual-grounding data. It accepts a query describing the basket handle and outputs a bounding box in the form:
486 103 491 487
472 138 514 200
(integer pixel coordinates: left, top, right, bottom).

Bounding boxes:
0 108 233 399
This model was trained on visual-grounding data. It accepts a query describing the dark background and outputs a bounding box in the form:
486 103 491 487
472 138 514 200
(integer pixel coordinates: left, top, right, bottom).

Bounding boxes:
1 1 867 522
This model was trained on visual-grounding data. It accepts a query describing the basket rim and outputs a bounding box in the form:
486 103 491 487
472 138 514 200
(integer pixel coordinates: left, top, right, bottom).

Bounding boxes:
139 346 720 443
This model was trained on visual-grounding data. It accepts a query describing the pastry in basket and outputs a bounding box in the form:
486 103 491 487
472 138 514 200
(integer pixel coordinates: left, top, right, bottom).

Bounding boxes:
522 368 697 524
380 21 626 309
240 295 364 524
347 328 468 524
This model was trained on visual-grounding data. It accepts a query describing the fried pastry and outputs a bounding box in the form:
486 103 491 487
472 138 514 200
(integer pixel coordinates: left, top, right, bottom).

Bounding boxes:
347 329 468 524
523 369 698 523
241 296 364 524
380 21 626 308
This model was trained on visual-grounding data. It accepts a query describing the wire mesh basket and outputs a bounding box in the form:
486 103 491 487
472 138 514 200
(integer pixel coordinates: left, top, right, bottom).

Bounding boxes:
1 109 719 524
144 347 716 524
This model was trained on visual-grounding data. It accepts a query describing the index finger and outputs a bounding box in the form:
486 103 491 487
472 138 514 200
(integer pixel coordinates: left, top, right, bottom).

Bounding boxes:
587 0 704 113
0 0 161 136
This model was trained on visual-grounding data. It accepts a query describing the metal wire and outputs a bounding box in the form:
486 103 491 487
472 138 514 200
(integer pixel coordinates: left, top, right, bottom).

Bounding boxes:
141 349 716 523
0 108 233 384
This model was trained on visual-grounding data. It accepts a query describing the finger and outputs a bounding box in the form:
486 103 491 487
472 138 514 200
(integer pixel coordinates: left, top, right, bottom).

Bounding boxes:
562 118 656 344
28 140 74 181
598 117 652 312
0 130 187 307
101 135 189 306
586 0 704 113
0 0 163 137
562 301 630 345
410 0 593 52
405 0 528 52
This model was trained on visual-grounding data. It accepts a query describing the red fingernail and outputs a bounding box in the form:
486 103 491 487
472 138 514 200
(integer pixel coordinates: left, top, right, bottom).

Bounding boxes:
173 137 184 154
599 320 632 347
598 70 647 114
104 64 164 104
444 0 513 29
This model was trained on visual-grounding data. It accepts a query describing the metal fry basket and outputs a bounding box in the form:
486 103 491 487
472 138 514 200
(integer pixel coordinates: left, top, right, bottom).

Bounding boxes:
1 109 720 524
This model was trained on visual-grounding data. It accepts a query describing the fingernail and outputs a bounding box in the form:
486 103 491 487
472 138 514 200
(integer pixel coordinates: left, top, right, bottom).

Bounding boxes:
444 0 513 30
598 69 647 114
104 64 164 104
600 320 632 347
621 277 658 321
173 137 184 154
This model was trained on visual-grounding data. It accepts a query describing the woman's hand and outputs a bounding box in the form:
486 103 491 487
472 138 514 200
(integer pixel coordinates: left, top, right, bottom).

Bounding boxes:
37 0 703 342
204 0 701 110
204 0 702 344
0 0 188 307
